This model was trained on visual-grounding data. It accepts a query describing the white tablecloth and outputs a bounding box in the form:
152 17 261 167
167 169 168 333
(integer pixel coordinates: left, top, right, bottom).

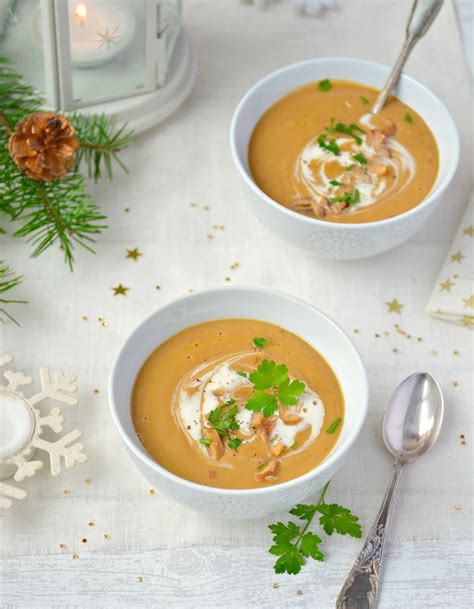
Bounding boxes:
0 0 472 558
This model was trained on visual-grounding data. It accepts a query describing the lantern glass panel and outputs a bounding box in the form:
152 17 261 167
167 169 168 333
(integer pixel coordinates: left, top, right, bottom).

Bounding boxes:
67 0 148 107
0 0 56 106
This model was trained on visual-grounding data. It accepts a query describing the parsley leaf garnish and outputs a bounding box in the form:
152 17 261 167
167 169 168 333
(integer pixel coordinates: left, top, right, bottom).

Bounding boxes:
330 190 360 207
199 438 211 446
334 122 365 145
318 79 332 92
245 359 306 416
253 337 270 348
237 370 248 378
246 390 278 417
268 481 361 575
278 379 306 406
228 437 242 450
317 134 340 156
326 417 342 433
329 179 343 187
352 152 367 165
249 359 289 390
360 96 369 105
207 399 241 445
405 113 413 124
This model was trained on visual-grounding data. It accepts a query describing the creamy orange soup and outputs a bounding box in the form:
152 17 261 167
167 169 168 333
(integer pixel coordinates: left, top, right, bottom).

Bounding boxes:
249 79 439 223
132 319 344 489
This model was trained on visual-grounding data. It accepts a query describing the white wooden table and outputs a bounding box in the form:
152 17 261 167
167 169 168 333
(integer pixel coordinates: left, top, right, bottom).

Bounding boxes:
1 1 472 608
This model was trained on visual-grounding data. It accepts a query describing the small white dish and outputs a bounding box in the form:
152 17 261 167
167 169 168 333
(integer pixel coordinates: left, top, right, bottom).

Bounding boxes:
230 57 459 260
109 287 368 519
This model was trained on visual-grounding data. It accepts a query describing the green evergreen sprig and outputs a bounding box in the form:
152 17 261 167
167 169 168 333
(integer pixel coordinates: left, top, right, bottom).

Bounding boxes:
0 261 26 326
0 57 133 270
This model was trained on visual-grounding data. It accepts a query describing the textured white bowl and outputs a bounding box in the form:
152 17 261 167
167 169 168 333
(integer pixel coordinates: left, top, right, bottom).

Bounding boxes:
109 287 368 519
230 57 459 260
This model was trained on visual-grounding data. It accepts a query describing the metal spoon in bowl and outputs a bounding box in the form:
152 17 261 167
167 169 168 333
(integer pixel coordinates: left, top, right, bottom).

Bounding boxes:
371 0 444 115
336 372 444 609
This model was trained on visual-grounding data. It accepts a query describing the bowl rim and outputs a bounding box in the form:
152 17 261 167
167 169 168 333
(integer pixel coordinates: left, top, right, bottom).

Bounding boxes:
229 56 460 230
108 286 369 496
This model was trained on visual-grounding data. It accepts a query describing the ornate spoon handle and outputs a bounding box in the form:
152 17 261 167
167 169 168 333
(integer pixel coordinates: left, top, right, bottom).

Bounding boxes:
335 463 405 609
371 0 443 114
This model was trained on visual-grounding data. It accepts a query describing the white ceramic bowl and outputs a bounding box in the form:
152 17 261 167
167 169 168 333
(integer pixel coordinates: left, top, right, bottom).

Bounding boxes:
109 287 368 519
230 57 459 260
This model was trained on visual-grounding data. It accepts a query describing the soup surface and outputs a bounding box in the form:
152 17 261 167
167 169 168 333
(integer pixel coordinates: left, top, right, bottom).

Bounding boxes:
249 79 439 223
132 319 344 489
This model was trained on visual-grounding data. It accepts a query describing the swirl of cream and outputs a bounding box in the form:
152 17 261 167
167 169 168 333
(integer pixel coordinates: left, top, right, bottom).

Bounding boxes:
172 353 325 464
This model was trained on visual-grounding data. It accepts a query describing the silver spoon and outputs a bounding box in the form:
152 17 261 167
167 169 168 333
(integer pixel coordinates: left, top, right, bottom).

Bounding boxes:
371 0 444 114
336 372 444 609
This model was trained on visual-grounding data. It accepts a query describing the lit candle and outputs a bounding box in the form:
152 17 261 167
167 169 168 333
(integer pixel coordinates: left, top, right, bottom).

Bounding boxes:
69 1 136 68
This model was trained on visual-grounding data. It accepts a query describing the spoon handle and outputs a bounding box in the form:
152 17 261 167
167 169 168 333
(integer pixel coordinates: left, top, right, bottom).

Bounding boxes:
335 463 404 609
371 0 443 114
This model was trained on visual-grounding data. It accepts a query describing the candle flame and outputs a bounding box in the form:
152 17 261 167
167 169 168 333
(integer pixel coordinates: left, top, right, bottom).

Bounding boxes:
75 3 87 21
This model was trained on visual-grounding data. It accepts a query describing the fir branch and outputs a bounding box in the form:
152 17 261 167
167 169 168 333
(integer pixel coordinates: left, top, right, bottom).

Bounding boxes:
0 167 107 270
0 58 43 130
71 113 134 181
0 261 27 326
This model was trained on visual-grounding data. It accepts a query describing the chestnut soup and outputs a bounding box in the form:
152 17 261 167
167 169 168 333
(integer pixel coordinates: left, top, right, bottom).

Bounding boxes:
132 319 344 489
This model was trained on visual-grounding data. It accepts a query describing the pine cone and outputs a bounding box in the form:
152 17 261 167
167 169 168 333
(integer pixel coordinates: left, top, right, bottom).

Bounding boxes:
9 112 80 181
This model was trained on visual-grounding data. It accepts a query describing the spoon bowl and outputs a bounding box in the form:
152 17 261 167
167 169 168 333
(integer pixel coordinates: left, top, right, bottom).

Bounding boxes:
382 372 444 463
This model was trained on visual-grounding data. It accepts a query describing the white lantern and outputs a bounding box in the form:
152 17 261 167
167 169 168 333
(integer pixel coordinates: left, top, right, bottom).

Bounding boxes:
0 0 195 131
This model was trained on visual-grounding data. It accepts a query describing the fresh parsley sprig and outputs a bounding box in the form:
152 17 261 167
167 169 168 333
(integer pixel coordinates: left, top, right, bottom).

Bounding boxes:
245 360 305 417
268 481 361 575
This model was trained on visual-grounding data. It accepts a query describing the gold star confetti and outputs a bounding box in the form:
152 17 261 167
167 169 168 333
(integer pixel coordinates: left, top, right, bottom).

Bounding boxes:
392 348 399 353
431 350 438 356
126 247 143 261
213 224 225 230
124 208 130 213
190 202 197 208
459 315 474 328
463 294 474 309
417 337 423 342
93 389 100 394
72 553 78 559
82 538 88 544
188 288 194 293
82 315 88 321
136 576 143 583
59 544 66 550
439 278 455 292
203 205 210 211
63 489 71 495
104 533 110 540
112 284 129 296
386 298 404 314
207 234 214 240
272 583 280 589
462 225 474 237
454 504 461 511
225 277 231 282
155 284 161 290
450 250 465 263
453 381 459 387
453 350 460 356
297 591 304 596
88 521 95 527
230 262 240 270
84 478 92 484
149 488 156 495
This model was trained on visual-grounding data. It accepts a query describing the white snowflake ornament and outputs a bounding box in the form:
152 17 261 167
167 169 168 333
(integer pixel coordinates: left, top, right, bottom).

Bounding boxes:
0 354 87 509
